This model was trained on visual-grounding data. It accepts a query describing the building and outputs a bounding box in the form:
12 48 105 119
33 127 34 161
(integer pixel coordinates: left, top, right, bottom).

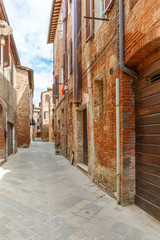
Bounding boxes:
33 105 41 138
48 0 160 220
16 66 34 147
40 88 53 142
0 0 34 164
49 94 54 142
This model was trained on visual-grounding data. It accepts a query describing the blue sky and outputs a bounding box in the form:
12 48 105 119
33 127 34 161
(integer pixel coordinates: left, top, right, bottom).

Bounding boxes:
4 0 53 106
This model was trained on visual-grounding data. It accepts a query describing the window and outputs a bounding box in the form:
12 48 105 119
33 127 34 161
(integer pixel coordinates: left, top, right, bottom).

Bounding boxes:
45 94 49 101
94 79 104 119
44 111 49 120
61 66 63 83
63 52 68 82
85 0 94 42
55 75 59 98
37 118 39 122
101 0 105 17
68 39 72 78
37 126 40 130
3 35 10 68
104 0 114 14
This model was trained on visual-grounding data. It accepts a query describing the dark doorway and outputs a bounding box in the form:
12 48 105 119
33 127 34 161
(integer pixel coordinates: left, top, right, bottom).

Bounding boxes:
8 122 13 156
83 109 88 165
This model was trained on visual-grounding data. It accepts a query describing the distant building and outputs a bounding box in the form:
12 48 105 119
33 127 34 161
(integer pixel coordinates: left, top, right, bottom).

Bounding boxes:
49 94 54 142
33 106 41 138
40 88 52 142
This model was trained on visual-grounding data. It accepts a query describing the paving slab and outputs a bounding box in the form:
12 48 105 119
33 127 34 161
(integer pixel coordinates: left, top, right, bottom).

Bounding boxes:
0 142 159 240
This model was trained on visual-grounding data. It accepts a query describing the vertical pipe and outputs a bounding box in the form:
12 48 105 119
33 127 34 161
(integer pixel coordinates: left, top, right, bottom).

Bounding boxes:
116 78 120 204
116 0 121 205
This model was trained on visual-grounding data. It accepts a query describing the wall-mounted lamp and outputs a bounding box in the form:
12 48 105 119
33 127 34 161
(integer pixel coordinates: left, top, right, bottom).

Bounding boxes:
0 36 5 46
0 20 13 46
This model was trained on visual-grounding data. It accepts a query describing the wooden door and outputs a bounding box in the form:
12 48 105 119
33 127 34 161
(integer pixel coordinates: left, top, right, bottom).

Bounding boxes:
8 122 13 156
83 109 88 165
135 58 160 220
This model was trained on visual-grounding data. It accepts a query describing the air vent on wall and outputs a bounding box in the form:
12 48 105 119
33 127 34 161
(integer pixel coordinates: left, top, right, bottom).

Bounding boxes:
146 69 160 85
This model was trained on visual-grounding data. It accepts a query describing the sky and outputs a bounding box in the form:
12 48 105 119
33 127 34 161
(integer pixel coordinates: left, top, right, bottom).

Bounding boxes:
4 0 53 106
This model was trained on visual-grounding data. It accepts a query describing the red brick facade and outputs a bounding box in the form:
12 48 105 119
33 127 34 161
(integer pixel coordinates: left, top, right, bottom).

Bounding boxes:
16 67 34 148
48 0 160 219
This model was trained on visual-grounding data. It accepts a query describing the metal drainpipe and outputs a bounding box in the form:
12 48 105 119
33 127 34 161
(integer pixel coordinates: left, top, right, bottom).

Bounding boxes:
116 0 137 204
116 0 120 205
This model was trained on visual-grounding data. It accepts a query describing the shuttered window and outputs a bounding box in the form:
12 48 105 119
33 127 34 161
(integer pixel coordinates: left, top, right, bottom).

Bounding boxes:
85 0 94 41
53 83 56 104
69 39 72 76
105 0 114 13
55 75 59 98
63 54 65 82
3 36 10 68
85 0 94 42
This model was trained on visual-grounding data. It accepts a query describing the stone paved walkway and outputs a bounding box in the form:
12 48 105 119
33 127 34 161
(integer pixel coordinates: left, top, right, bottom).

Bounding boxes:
0 142 159 240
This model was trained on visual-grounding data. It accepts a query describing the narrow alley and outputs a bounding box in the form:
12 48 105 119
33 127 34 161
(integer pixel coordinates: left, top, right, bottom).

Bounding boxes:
0 142 159 240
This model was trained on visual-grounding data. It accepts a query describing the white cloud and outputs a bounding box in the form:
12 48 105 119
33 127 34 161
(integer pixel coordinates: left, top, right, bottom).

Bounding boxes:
4 0 53 106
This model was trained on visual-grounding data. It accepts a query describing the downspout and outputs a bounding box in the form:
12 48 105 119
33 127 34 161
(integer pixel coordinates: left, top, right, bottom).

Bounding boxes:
116 0 120 205
116 0 137 205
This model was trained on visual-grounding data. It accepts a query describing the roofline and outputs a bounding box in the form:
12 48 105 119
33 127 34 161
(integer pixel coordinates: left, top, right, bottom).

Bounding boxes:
47 0 62 44
0 0 21 65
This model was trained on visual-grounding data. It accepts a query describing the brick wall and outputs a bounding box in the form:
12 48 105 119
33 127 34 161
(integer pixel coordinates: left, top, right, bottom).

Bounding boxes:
50 0 160 205
16 67 31 148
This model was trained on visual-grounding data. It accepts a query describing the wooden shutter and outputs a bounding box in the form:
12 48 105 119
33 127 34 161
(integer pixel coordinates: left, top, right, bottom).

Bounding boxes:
63 0 68 21
65 52 68 82
44 112 46 119
3 36 10 68
105 0 114 13
55 75 59 98
73 0 82 102
53 83 56 104
63 21 67 54
85 0 94 42
63 54 65 82
11 59 14 85
69 39 72 75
